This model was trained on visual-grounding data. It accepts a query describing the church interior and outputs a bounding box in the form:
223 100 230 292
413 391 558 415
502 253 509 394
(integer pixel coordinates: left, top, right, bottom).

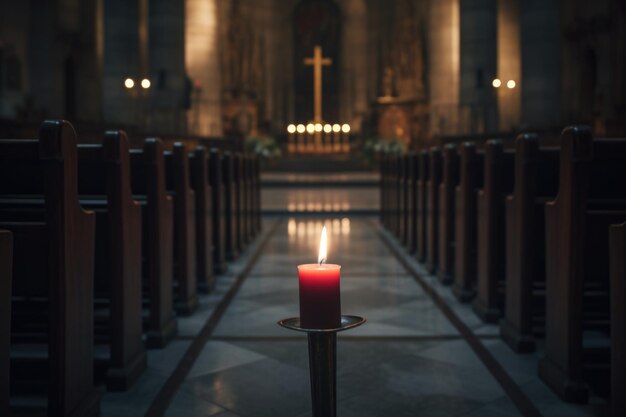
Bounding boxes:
1 0 626 416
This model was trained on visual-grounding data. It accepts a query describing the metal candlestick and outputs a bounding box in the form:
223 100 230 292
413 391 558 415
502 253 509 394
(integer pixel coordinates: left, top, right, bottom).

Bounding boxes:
278 315 366 417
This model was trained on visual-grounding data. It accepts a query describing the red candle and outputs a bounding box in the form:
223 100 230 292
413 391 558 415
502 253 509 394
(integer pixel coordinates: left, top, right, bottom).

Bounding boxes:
298 226 341 329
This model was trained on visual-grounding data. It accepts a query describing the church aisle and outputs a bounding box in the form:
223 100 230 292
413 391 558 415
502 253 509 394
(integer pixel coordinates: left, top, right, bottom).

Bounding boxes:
161 217 522 417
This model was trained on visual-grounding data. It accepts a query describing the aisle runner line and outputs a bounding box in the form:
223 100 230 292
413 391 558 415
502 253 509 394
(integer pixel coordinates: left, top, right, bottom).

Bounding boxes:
144 219 283 417
373 221 543 417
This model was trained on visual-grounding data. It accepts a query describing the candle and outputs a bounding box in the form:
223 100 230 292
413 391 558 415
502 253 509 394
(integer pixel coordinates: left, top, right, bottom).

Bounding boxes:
298 226 341 329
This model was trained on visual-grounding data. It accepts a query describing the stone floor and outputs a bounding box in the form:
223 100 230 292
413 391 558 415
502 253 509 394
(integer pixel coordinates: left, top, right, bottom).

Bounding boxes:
100 173 606 417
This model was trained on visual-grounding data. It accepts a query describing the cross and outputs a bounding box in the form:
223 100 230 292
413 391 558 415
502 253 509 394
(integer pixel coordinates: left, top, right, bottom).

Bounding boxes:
304 45 332 123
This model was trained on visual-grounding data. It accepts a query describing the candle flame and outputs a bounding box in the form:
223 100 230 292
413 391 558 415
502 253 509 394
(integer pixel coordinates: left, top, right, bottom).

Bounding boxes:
318 225 327 264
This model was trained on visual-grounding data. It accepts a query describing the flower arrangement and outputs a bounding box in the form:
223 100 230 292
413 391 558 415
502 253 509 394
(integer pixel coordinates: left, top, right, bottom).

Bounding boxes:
362 137 407 166
245 136 282 160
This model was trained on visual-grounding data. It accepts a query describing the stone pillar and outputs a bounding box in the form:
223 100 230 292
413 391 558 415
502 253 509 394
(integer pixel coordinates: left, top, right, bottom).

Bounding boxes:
149 0 186 135
520 0 560 128
103 0 145 126
340 0 368 131
428 0 461 136
186 0 222 136
497 0 521 131
28 0 64 118
460 0 498 134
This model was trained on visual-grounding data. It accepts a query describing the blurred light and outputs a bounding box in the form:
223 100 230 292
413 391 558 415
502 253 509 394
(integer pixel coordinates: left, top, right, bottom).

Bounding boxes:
287 203 296 212
141 78 151 89
341 124 351 133
492 78 501 88
288 219 297 236
332 124 341 133
315 123 323 132
124 78 135 89
297 124 305 134
341 218 351 235
507 80 516 89
306 124 315 134
324 124 332 133
287 124 296 134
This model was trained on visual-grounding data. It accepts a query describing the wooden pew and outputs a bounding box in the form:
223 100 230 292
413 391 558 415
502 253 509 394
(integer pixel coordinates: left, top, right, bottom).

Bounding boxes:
239 154 250 247
189 146 214 293
539 126 626 403
384 155 394 231
416 150 430 261
380 156 388 227
164 143 198 316
437 144 460 284
0 230 12 417
397 155 406 240
473 140 515 322
407 153 419 253
222 151 239 260
610 221 626 417
500 134 560 353
392 155 401 237
402 153 414 248
77 131 146 390
209 148 228 273
252 156 263 233
426 148 442 273
129 139 177 348
453 142 484 301
0 120 100 416
233 154 245 253
247 155 256 241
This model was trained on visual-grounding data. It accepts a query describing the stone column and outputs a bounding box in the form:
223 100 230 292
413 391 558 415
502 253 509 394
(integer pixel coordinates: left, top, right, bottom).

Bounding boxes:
103 0 144 126
428 0 461 136
497 0 521 131
28 0 64 118
460 0 498 134
186 0 222 136
149 0 186 134
340 0 368 131
520 0 560 128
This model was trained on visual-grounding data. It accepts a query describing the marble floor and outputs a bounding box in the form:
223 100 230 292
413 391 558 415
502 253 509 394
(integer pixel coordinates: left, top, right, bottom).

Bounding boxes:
100 180 605 417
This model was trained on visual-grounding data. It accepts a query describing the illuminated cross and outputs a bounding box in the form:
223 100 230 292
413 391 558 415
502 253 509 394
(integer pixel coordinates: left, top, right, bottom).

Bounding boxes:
304 45 332 123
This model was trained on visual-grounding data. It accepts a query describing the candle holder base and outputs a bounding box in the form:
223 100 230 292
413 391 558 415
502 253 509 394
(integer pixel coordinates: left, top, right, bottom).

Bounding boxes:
278 315 366 417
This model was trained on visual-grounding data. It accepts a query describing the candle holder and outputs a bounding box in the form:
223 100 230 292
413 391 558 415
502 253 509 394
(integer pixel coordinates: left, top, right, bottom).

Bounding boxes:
278 315 366 417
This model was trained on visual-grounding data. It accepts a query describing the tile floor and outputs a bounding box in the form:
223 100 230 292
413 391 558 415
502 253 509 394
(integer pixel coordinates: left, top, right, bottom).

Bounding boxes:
100 178 606 417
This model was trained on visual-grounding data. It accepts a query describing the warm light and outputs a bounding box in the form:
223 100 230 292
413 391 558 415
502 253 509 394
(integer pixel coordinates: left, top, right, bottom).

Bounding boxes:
297 124 305 134
287 124 296 134
288 219 297 236
341 124 351 133
332 124 341 133
507 80 516 89
318 225 328 264
324 124 332 133
141 78 151 89
315 123 323 132
306 124 315 134
492 78 501 88
124 78 135 89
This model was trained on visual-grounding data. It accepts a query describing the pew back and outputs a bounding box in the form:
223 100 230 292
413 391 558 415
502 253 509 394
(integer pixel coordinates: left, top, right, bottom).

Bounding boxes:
0 230 12 417
0 120 99 416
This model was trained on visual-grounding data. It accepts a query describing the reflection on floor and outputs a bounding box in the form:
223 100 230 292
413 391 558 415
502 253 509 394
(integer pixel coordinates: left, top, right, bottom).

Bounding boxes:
100 216 602 417
261 172 380 215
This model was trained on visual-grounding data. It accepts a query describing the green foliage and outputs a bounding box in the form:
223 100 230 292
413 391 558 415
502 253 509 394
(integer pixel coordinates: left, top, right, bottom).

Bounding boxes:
362 137 407 166
245 136 282 160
